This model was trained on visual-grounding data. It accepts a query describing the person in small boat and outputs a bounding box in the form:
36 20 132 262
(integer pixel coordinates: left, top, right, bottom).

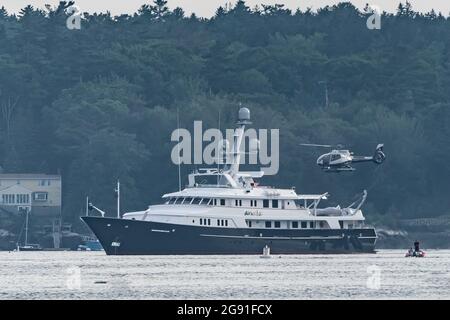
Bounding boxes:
408 247 414 256
414 241 420 252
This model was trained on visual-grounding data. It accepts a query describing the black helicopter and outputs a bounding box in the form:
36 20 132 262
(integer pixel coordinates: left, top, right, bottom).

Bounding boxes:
300 143 386 172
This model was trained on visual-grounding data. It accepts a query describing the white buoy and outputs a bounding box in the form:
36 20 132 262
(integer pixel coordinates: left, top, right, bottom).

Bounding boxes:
260 245 271 258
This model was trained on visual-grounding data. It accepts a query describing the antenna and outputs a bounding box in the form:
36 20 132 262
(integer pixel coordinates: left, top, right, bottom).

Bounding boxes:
177 108 181 191
217 109 221 186
115 180 120 219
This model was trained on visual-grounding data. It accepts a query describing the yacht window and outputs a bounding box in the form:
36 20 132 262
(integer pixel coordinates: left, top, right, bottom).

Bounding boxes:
206 198 212 205
175 198 183 204
214 199 217 205
319 221 324 228
247 220 252 228
235 199 238 206
272 200 279 208
274 221 280 228
200 219 203 225
168 198 176 204
225 220 228 227
348 224 353 229
239 200 242 206
220 199 225 206
217 220 220 226
254 200 257 207
208 219 211 225
184 197 193 204
192 198 201 205
301 221 307 229
292 221 299 228
263 200 269 208
310 221 314 229
265 221 271 228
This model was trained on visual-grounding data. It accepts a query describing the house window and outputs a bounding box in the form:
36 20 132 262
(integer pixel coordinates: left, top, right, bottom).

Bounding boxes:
292 221 299 228
263 200 269 208
272 200 278 208
265 221 271 228
274 221 280 228
301 221 307 229
220 199 225 206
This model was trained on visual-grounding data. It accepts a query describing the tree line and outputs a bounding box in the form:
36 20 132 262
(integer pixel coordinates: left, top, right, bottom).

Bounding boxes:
0 1 449 230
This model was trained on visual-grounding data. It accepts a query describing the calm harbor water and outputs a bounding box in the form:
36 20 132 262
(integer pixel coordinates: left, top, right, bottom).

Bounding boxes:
1 249 450 299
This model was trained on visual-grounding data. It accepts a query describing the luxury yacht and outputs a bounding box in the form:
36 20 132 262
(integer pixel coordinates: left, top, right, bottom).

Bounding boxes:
81 107 377 255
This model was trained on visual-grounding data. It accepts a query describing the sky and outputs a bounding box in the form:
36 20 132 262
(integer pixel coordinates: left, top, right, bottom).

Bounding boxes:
1 0 449 17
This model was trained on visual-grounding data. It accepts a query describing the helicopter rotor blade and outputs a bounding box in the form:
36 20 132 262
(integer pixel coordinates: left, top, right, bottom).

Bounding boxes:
299 143 333 148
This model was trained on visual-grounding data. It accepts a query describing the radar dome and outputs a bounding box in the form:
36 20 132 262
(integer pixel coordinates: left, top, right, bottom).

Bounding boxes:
237 107 251 124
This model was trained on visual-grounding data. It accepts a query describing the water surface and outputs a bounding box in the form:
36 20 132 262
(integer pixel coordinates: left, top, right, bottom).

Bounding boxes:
1 250 449 299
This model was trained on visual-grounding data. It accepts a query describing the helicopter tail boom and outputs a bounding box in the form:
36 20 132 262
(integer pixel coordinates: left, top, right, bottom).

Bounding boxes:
352 144 385 164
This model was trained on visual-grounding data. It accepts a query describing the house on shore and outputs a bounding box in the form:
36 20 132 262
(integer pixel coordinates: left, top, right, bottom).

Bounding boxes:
0 174 63 248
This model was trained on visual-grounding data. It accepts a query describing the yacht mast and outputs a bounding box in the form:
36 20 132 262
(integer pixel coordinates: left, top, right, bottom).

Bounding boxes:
229 107 251 176
24 210 29 246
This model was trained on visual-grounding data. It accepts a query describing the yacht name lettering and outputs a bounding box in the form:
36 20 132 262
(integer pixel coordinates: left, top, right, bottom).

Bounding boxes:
244 210 262 216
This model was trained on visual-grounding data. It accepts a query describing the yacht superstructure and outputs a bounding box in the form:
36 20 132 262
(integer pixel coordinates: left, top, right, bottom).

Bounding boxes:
81 107 377 255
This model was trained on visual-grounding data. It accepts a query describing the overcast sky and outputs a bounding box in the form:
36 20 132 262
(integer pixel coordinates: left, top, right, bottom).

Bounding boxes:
1 0 449 17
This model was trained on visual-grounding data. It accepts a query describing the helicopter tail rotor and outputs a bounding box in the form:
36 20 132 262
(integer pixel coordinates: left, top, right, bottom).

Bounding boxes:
372 144 385 164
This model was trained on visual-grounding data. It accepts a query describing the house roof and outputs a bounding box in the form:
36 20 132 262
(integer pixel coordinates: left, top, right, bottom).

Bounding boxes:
0 174 61 179
0 184 33 193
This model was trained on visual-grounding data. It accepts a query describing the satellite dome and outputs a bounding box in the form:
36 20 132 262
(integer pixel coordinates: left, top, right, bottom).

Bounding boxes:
237 107 251 124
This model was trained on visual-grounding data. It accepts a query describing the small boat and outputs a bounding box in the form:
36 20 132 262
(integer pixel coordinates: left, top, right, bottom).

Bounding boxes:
406 241 425 257
405 250 425 257
15 210 43 251
17 244 43 251
260 245 271 258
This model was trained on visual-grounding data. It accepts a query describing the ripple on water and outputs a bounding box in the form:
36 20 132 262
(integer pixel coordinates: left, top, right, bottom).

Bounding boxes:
1 250 450 299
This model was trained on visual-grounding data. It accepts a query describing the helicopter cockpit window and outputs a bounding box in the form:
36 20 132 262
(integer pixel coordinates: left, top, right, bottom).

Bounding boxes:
331 154 340 161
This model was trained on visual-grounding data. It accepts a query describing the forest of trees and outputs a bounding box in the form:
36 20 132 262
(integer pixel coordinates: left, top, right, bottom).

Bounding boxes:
0 1 449 230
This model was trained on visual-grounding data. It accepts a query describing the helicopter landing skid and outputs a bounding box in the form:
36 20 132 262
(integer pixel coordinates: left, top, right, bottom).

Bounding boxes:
323 167 355 172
